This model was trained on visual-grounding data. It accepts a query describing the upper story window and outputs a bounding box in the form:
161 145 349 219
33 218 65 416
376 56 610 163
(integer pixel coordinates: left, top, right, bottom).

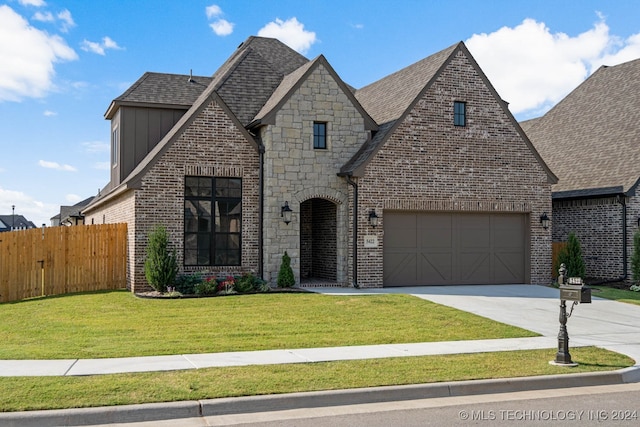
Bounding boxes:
313 122 327 149
111 127 119 166
454 101 466 127
184 176 242 266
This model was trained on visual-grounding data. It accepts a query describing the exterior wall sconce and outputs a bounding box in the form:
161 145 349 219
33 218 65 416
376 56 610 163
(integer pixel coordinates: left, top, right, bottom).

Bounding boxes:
368 209 379 228
540 212 550 230
281 201 292 225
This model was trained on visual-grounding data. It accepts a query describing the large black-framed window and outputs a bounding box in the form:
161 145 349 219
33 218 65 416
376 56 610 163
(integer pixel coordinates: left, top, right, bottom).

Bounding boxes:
454 101 466 126
313 122 327 149
184 176 242 266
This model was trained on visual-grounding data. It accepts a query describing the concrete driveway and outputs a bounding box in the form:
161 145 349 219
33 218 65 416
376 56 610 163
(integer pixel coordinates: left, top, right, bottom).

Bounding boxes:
314 284 640 365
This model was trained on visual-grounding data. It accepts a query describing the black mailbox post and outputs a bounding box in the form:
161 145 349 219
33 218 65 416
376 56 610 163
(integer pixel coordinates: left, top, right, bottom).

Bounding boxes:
553 264 591 366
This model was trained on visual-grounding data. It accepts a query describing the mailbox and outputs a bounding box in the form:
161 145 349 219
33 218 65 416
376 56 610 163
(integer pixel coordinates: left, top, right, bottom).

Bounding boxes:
559 278 591 304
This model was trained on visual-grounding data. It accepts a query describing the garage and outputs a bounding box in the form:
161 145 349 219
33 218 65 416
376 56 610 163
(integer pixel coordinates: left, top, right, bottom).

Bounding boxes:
383 212 528 286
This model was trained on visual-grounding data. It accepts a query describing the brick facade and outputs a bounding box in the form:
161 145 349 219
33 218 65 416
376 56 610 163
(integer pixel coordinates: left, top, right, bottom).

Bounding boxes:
85 39 555 291
553 195 639 281
356 51 553 286
87 99 261 292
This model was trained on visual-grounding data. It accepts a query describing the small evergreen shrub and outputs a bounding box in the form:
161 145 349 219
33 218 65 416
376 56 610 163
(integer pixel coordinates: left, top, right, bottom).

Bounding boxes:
144 226 178 292
277 251 295 288
557 232 586 279
174 272 203 295
632 230 640 287
234 273 255 293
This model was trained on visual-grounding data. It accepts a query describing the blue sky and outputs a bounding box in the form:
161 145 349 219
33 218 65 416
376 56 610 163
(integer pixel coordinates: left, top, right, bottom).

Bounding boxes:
2 0 640 226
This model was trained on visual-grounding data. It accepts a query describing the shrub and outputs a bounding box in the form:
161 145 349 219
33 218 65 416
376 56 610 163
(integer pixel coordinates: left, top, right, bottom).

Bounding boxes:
194 277 218 296
557 232 586 279
277 251 295 288
174 272 203 295
234 272 270 293
632 230 640 286
144 226 178 292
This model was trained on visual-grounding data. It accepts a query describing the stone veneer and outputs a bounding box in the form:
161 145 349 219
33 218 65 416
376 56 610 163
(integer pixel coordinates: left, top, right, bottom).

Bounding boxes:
259 63 369 285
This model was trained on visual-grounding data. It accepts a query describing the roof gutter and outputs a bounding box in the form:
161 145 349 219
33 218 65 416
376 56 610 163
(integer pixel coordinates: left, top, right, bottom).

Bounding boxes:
344 173 359 288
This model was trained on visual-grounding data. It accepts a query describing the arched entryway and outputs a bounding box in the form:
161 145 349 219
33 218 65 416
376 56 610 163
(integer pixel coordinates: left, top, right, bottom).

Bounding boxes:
300 198 337 283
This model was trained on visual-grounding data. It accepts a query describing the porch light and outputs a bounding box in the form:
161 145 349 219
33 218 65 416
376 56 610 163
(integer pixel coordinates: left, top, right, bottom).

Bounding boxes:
540 212 550 230
368 209 379 228
281 201 292 225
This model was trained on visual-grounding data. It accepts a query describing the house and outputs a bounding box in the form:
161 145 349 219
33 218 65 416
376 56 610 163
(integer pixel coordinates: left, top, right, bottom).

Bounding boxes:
51 196 94 226
523 57 640 283
83 36 556 292
0 214 37 232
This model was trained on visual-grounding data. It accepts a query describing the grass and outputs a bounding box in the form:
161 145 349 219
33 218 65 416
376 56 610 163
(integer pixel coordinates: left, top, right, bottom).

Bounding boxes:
0 290 538 359
0 346 632 412
590 285 640 305
0 290 634 412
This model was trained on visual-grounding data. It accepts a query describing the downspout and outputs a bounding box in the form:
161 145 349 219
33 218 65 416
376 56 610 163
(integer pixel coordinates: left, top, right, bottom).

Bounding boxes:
258 142 265 278
345 174 359 288
590 194 628 285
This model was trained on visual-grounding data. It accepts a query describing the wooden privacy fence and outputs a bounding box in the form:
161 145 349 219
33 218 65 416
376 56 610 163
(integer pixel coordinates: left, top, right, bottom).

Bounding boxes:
0 223 127 303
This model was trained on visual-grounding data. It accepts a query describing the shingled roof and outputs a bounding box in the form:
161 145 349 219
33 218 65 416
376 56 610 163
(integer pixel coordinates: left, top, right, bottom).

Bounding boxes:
104 72 212 119
525 58 640 198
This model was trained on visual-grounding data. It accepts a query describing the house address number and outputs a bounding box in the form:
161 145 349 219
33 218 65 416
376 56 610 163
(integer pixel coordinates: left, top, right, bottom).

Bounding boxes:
364 235 378 248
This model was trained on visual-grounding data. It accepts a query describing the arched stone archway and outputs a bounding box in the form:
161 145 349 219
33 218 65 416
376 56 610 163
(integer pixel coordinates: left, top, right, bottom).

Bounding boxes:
300 198 337 282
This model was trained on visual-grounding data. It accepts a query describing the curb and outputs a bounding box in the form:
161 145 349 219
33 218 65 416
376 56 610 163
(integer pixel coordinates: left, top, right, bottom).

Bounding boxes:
1 367 638 427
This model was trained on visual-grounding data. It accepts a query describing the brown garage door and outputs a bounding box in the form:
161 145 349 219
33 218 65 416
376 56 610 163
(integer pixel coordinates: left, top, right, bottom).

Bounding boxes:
383 212 527 286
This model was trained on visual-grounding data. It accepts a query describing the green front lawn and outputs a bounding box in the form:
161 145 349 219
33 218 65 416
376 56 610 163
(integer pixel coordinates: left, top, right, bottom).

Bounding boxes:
591 285 640 305
0 347 632 412
0 290 537 359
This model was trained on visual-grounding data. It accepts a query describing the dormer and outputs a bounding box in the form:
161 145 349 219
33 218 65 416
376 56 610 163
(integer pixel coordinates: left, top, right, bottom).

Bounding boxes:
105 72 212 186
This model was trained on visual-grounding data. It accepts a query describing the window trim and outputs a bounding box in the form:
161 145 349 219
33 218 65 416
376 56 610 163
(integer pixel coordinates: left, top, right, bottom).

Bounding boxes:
184 176 242 267
111 127 119 167
454 101 466 127
313 121 327 149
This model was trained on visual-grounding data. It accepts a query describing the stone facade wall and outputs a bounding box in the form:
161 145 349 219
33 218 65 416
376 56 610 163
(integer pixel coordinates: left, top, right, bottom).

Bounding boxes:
356 50 553 287
553 196 637 281
260 63 368 285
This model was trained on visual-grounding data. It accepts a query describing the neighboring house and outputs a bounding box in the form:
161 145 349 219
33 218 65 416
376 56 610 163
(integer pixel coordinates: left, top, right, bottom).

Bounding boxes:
83 36 556 292
523 58 640 283
0 215 37 232
51 197 94 226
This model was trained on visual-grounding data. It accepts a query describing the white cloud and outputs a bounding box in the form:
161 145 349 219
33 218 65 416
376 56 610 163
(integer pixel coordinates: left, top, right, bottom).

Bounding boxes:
466 16 640 118
210 19 233 36
257 17 316 54
32 8 75 32
82 141 109 153
206 5 233 36
94 161 110 170
43 110 56 116
38 160 77 172
32 10 53 22
0 186 57 227
56 9 74 32
18 0 46 6
205 5 222 19
0 5 77 102
65 194 82 204
80 36 123 55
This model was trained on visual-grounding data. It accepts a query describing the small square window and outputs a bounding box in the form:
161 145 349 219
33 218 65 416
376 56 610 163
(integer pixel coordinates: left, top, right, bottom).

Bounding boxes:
454 101 466 127
313 122 327 149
